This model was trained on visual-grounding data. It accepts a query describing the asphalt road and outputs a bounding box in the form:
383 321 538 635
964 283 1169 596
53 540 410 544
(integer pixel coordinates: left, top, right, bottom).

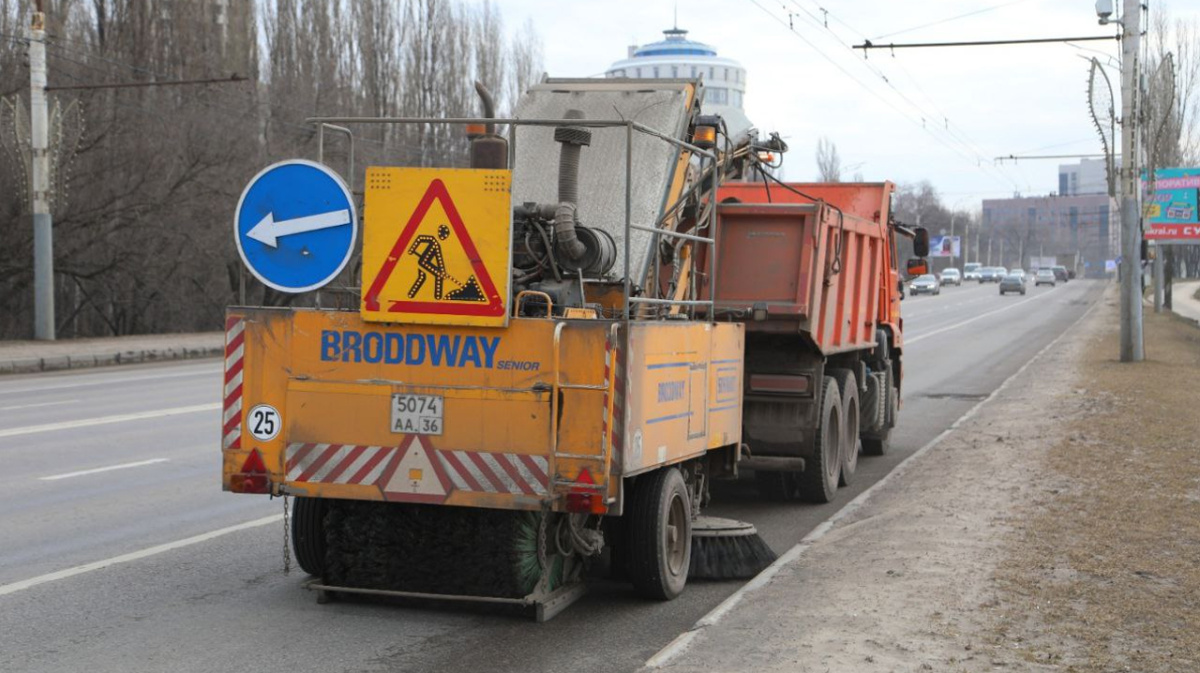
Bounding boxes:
0 278 1105 673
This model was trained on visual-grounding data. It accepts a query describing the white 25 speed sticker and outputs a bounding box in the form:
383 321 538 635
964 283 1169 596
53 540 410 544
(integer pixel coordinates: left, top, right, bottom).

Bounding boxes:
247 404 281 441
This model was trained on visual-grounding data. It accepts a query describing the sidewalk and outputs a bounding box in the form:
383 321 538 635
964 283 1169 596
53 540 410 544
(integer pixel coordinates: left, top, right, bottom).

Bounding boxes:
0 332 223 374
645 285 1200 672
1171 279 1200 325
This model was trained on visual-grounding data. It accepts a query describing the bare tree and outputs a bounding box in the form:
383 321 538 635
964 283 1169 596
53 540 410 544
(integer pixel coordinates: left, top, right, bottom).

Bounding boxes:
815 136 841 182
508 18 542 112
0 0 543 338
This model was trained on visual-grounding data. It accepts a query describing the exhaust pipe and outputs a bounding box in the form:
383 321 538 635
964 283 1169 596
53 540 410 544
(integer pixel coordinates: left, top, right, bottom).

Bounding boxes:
554 109 591 262
469 81 508 170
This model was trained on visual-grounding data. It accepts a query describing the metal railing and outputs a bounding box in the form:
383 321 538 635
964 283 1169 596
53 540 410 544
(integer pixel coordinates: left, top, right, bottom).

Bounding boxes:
304 116 719 323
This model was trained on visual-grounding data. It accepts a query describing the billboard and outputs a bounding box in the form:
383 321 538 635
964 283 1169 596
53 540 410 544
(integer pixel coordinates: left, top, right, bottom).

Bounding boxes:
1142 167 1200 241
928 235 961 257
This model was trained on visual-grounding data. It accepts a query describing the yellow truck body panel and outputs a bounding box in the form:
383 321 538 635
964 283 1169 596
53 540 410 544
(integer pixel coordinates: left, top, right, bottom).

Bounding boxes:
222 308 743 514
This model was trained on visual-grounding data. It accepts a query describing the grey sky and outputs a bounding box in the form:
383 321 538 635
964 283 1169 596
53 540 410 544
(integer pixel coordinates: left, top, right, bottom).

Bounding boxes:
473 0 1200 209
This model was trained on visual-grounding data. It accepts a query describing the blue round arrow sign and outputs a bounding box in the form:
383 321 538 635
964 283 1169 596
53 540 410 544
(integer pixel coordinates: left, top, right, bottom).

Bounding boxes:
234 159 357 293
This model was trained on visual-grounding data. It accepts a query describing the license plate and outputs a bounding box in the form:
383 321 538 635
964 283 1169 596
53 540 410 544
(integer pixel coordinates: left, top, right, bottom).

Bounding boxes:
390 394 443 435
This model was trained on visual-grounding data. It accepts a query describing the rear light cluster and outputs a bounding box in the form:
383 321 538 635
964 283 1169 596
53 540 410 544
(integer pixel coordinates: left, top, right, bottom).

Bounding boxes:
229 448 270 494
565 467 607 514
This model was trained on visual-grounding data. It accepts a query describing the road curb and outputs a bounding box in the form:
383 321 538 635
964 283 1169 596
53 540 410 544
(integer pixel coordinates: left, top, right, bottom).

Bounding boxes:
0 344 223 375
641 284 1108 671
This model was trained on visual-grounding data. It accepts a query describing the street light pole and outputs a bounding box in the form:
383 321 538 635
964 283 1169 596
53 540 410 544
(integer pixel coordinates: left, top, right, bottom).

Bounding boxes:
1117 0 1143 362
30 0 54 340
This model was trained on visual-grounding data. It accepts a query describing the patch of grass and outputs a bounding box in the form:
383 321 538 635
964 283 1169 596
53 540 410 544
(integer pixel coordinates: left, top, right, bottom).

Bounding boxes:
994 311 1200 672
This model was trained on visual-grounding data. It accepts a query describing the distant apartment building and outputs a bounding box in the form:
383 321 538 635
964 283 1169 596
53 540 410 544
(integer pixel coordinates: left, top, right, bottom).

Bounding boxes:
976 159 1119 277
981 193 1115 277
1058 157 1118 196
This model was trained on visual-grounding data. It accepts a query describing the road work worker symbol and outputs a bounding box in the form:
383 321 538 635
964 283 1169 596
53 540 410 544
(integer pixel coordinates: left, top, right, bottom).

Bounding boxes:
361 167 511 327
405 224 486 302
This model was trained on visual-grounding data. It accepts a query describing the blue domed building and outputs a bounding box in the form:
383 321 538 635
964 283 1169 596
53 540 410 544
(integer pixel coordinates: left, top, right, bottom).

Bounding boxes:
605 27 748 111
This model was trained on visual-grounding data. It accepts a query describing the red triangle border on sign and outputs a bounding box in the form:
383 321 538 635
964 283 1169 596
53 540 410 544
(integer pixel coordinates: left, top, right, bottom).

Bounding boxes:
363 178 505 316
375 434 454 504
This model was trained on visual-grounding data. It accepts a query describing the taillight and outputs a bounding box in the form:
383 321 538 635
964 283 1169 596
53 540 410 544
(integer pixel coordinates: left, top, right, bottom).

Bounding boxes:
565 467 607 514
230 448 270 494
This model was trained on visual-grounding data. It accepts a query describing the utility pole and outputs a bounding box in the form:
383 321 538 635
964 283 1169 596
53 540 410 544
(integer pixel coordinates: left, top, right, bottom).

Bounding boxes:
1117 0 1143 361
30 1 54 340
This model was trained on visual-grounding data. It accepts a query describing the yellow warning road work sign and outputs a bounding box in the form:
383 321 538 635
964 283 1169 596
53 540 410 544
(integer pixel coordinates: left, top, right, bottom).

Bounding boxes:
362 167 511 327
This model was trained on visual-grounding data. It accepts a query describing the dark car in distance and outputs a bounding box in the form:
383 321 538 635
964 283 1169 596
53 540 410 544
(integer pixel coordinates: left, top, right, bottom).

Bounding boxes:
999 273 1026 295
1052 265 1069 283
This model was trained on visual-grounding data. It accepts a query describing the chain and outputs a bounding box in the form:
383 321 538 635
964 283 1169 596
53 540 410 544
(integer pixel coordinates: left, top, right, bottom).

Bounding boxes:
281 494 291 574
537 509 549 571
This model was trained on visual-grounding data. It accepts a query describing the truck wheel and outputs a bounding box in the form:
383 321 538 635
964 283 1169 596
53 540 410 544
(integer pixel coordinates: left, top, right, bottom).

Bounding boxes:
828 369 859 486
862 368 897 456
628 467 691 600
796 377 842 504
291 496 328 576
861 371 884 431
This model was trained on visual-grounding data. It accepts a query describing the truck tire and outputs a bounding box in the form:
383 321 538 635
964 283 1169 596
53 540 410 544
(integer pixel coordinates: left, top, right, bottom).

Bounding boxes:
796 376 842 504
861 370 884 431
828 369 859 487
862 368 897 456
628 467 692 600
291 496 328 576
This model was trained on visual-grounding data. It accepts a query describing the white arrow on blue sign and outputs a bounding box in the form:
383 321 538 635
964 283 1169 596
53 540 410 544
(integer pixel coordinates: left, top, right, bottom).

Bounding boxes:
234 159 358 293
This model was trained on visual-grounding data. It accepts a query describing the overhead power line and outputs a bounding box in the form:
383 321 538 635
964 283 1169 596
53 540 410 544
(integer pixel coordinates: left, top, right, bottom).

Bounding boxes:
784 0 1028 191
854 35 1119 52
765 0 1026 191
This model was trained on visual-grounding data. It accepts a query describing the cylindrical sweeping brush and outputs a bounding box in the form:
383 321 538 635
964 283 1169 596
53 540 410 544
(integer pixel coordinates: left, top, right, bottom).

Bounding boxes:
688 516 778 580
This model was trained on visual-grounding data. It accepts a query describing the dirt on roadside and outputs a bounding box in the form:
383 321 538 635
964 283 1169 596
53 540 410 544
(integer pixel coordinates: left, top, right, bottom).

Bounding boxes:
989 302 1200 671
647 286 1200 673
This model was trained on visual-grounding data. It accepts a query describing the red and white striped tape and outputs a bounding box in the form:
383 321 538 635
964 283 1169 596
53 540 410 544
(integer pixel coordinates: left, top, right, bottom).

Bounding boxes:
611 335 625 458
222 317 245 450
285 443 392 485
436 449 549 496
284 442 550 496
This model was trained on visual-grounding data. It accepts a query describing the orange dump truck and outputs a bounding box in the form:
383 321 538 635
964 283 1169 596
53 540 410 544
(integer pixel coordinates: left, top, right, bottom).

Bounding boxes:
699 180 925 503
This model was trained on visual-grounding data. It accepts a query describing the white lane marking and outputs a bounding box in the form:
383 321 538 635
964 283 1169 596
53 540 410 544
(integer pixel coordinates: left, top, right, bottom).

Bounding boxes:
0 399 78 411
39 458 170 481
643 290 1102 670
905 287 1059 345
0 403 220 439
0 515 281 597
0 365 220 396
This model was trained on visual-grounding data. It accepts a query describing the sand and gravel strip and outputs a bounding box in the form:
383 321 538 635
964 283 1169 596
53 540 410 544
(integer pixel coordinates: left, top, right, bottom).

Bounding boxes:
651 284 1200 672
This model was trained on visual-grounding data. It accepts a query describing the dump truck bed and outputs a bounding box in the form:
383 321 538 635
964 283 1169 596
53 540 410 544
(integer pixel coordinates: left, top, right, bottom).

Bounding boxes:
702 182 896 355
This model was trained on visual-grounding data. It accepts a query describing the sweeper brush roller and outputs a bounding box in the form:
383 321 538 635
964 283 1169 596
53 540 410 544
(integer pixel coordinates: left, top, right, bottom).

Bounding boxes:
689 516 778 580
323 500 563 598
